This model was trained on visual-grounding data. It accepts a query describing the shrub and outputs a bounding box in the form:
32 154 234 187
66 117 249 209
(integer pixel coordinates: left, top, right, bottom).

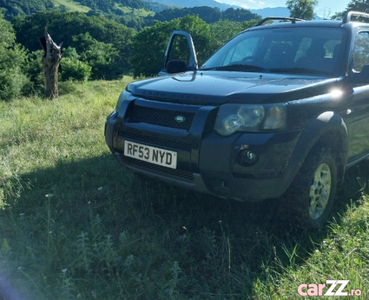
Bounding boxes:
0 12 29 100
60 58 92 82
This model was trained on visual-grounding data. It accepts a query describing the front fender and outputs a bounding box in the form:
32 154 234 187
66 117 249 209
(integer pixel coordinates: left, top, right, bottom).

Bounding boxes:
283 111 348 192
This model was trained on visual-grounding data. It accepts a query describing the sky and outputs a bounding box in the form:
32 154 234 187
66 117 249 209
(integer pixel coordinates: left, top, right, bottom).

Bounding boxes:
215 0 350 17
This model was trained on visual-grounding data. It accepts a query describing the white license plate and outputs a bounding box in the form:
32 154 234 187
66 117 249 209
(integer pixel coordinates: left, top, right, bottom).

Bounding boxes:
124 140 177 169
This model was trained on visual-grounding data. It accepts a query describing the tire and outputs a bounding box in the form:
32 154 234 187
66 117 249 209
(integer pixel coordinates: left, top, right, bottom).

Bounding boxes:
278 146 338 228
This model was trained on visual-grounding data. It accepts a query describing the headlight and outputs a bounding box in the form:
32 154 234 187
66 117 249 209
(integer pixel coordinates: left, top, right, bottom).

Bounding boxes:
214 104 286 136
115 89 133 112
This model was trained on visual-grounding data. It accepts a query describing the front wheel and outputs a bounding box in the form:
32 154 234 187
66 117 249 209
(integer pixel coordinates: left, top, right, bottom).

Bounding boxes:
279 147 338 228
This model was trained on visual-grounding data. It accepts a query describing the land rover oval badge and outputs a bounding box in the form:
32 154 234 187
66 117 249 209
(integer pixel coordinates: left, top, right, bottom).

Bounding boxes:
175 115 186 123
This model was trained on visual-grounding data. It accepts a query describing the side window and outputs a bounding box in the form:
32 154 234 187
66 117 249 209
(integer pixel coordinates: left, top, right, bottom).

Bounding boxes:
353 32 369 72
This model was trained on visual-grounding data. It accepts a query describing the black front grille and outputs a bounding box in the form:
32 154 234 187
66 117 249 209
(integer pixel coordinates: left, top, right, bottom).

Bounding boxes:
124 157 194 182
119 130 196 151
126 105 195 130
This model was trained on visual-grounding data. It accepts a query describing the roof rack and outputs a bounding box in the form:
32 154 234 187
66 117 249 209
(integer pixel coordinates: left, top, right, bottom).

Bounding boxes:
343 11 369 23
255 17 305 27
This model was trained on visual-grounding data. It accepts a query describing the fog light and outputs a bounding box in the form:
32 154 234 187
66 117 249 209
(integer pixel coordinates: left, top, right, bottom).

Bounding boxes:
239 150 258 165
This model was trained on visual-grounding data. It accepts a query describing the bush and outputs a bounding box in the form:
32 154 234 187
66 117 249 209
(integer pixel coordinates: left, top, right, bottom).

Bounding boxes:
0 66 29 101
22 50 44 96
60 58 92 82
0 12 29 100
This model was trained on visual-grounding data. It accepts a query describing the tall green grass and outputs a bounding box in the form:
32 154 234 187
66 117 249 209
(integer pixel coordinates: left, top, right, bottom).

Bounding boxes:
0 79 368 299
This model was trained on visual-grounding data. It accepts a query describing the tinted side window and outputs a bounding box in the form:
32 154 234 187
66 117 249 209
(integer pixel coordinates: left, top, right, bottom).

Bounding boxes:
353 32 369 72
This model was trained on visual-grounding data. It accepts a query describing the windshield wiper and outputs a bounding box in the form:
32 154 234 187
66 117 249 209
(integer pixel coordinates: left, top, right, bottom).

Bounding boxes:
211 64 266 72
269 67 333 76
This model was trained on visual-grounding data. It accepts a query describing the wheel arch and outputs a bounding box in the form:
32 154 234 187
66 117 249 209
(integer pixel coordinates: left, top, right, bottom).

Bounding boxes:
286 111 349 190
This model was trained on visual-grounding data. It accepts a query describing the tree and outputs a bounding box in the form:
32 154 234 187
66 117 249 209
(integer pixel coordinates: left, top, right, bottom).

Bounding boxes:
131 15 212 78
0 0 55 20
222 8 260 22
131 14 261 78
60 47 91 81
209 19 259 52
330 0 369 20
72 32 119 79
286 0 318 20
40 29 62 99
210 20 244 51
12 11 136 78
346 0 369 12
0 11 28 101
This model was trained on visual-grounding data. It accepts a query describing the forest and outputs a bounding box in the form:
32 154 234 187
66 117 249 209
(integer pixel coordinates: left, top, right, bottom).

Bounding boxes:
0 0 148 20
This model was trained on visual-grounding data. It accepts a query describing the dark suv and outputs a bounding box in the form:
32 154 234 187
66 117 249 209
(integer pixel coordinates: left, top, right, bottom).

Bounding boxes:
105 11 369 228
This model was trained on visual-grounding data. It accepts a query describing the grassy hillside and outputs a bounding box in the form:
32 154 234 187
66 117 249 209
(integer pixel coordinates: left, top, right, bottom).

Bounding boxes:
1 0 154 19
51 0 90 12
114 3 154 17
0 80 368 299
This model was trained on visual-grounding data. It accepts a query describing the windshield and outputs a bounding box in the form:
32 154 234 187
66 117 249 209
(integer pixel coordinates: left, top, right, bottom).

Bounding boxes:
201 26 346 76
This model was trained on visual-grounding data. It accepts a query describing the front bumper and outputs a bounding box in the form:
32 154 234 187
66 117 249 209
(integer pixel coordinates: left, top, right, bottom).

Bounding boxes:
105 99 302 202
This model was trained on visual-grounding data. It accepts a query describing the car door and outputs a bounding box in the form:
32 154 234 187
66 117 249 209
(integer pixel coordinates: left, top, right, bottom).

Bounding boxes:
347 30 369 164
158 30 198 76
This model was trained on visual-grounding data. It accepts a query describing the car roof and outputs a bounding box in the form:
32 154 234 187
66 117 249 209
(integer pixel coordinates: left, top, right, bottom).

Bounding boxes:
249 20 343 31
247 11 369 32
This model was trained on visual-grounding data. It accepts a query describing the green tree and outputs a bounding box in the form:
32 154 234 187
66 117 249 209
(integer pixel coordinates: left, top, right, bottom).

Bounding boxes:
210 20 244 51
346 0 369 12
0 11 28 100
131 20 177 78
147 6 260 24
0 0 54 20
222 8 260 22
131 15 212 78
330 0 369 20
60 47 92 81
12 11 136 78
286 0 318 20
209 19 259 53
23 50 44 95
72 33 119 79
60 58 92 81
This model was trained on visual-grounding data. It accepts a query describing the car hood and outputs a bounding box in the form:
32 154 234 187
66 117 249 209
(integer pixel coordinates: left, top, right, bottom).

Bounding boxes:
128 70 343 105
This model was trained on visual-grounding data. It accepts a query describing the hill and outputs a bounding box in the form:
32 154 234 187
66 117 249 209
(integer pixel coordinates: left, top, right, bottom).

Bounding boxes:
143 0 235 10
0 0 156 20
251 7 289 18
0 0 55 19
51 0 90 12
1 0 290 24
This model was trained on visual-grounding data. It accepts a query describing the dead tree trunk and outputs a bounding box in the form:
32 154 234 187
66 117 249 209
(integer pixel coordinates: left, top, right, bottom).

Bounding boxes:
40 29 62 99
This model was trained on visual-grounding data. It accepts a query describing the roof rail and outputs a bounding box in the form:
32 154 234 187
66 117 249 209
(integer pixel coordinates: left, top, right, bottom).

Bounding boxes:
343 11 369 23
255 17 305 26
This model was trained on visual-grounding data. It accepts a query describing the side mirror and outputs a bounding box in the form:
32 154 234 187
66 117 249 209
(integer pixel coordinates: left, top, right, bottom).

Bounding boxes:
350 65 369 84
166 60 187 74
159 31 198 76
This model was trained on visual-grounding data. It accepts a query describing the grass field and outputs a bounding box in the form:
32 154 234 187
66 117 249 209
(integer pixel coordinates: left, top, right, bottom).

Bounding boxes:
114 4 154 17
0 79 369 299
51 0 90 13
